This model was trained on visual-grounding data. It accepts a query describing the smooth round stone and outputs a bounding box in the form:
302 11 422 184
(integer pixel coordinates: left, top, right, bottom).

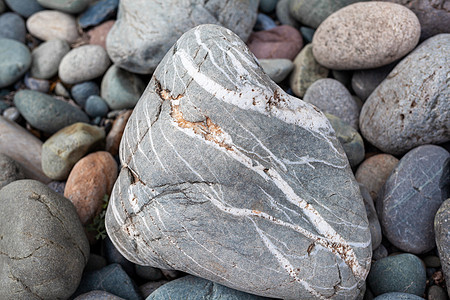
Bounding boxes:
74 290 125 300
427 285 447 300
378 145 450 254
259 0 277 13
355 154 399 202
4 0 44 17
0 116 50 183
383 0 450 41
0 12 26 43
367 254 426 296
106 0 259 74
106 110 132 156
359 184 382 251
0 153 25 190
36 0 89 14
254 13 277 31
359 34 450 155
289 44 329 98
147 275 269 300
2 106 20 122
13 89 89 134
85 95 109 117
300 26 315 43
41 122 105 181
372 244 388 261
0 38 31 88
304 78 360 129
373 292 424 300
65 151 118 225
326 113 365 168
312 2 420 70
259 58 294 83
0 180 89 299
26 10 80 43
247 25 303 60
423 256 441 269
24 74 50 93
135 265 163 281
276 0 300 27
79 0 118 28
435 199 450 294
54 82 70 98
72 264 141 300
289 0 362 29
100 65 145 110
30 39 70 79
87 20 115 49
71 81 100 108
351 62 397 101
59 45 111 85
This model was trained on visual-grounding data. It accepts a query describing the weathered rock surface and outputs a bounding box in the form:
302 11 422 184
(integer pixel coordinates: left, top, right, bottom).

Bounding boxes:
312 2 420 70
359 34 450 155
106 24 371 300
0 180 89 299
435 199 450 295
378 145 450 254
106 0 259 74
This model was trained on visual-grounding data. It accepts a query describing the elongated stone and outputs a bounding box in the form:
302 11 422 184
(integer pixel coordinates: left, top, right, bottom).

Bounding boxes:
106 24 371 300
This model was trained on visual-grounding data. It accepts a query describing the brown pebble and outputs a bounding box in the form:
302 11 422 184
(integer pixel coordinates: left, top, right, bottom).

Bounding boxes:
64 151 118 225
106 110 133 156
88 20 115 49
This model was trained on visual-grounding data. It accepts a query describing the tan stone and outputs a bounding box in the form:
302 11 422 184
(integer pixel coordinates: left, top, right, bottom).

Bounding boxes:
355 154 399 202
26 10 80 43
0 117 50 183
106 110 132 156
312 2 421 70
64 151 118 225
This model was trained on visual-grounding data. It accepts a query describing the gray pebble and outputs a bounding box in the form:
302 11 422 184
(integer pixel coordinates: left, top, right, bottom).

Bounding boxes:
85 95 109 117
0 12 26 43
54 82 70 98
259 58 294 83
359 183 382 251
37 0 90 14
0 153 25 189
71 81 100 108
2 106 21 122
351 62 397 101
0 38 31 88
31 39 70 79
24 74 50 93
427 285 448 300
4 0 44 17
276 0 300 27
372 244 388 261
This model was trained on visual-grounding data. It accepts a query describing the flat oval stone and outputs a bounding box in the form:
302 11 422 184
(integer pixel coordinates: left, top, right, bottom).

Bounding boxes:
289 44 329 98
367 254 426 296
85 95 109 117
59 45 111 85
4 0 44 17
26 10 80 43
355 154 399 202
289 0 362 29
106 0 258 74
0 116 50 182
0 153 25 190
304 78 360 130
31 39 70 79
37 0 89 14
0 38 31 88
0 179 89 299
373 292 424 300
378 145 450 254
65 151 117 225
41 122 105 180
14 89 89 134
0 12 26 43
258 58 294 83
71 81 100 108
105 24 371 299
79 0 118 29
100 65 145 110
312 2 420 70
435 199 450 294
359 34 450 155
147 275 269 299
247 25 303 60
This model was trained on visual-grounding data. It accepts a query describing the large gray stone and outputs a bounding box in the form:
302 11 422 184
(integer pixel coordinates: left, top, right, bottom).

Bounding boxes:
106 24 371 300
435 199 450 296
0 180 89 299
360 34 450 155
36 0 89 14
378 145 450 254
106 0 259 74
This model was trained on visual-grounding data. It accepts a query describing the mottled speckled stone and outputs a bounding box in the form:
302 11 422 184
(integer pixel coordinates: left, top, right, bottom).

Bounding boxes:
312 2 420 70
106 24 371 300
289 44 329 98
359 34 450 155
0 180 89 299
378 145 450 254
435 199 450 295
367 254 426 296
106 0 258 74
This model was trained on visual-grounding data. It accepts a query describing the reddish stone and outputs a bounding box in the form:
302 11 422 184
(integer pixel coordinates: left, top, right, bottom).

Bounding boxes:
88 20 115 49
64 151 118 225
247 25 303 60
